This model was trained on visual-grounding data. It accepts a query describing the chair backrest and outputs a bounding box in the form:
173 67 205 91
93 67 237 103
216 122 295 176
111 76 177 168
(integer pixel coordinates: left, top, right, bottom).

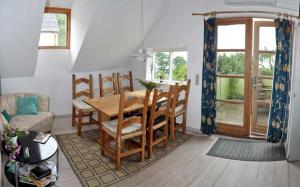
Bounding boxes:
116 90 150 137
149 88 173 128
72 74 94 100
117 71 133 93
170 79 191 114
99 73 117 97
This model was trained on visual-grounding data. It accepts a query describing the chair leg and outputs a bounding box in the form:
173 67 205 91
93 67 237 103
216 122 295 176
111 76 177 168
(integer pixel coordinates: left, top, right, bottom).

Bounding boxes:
148 129 153 158
116 138 121 171
72 106 75 127
170 117 175 143
89 112 93 124
164 123 168 147
140 134 145 162
182 113 187 133
101 129 105 156
77 111 83 136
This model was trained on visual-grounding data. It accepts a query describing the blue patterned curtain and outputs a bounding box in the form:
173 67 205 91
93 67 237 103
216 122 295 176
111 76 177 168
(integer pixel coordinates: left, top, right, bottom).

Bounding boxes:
201 17 217 135
267 18 293 143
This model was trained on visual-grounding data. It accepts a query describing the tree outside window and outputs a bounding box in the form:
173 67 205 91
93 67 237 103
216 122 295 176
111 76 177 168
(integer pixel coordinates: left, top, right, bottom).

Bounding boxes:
153 51 187 82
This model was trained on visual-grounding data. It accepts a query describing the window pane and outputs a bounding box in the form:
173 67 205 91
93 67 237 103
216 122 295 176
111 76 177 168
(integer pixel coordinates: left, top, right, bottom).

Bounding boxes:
216 101 244 125
259 26 276 51
258 53 275 76
217 24 245 49
171 51 188 81
256 78 272 125
217 52 245 75
216 77 244 100
39 13 67 47
153 52 170 81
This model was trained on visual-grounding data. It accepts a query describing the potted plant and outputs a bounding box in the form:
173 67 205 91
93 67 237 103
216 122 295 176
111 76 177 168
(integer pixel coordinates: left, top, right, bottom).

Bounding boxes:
137 79 158 92
2 124 25 152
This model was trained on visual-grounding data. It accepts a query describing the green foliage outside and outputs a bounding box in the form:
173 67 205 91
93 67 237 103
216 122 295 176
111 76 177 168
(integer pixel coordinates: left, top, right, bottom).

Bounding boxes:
217 52 274 100
154 52 170 80
172 56 187 81
154 52 187 81
217 53 245 74
55 14 67 46
259 53 274 76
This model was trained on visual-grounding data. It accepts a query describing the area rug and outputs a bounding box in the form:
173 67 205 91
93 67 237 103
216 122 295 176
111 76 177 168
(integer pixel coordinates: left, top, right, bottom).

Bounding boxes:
207 138 286 161
56 130 192 187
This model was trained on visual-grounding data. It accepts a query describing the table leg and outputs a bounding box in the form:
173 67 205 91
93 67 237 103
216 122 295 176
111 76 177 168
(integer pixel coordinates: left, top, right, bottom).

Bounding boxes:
56 149 59 178
95 111 103 145
15 162 19 187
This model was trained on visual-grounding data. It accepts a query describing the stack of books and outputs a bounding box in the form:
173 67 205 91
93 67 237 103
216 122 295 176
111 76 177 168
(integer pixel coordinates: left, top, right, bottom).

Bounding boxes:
19 161 57 187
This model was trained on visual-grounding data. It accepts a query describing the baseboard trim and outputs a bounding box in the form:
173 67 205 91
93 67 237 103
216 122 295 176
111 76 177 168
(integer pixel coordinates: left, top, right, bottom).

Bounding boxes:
55 114 72 118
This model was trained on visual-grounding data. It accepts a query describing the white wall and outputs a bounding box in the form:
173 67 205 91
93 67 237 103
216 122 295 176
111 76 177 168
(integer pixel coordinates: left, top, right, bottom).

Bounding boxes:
71 0 166 72
0 0 128 115
0 0 46 78
287 25 300 161
2 50 127 115
70 0 100 64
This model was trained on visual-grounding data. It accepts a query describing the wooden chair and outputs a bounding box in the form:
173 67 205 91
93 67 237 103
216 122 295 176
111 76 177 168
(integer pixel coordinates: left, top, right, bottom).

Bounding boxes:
72 74 98 136
117 71 133 93
99 73 117 97
147 88 172 158
101 90 150 170
169 79 191 142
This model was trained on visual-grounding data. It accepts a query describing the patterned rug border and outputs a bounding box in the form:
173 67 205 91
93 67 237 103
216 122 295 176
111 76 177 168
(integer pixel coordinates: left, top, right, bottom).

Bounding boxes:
55 134 87 187
56 130 193 187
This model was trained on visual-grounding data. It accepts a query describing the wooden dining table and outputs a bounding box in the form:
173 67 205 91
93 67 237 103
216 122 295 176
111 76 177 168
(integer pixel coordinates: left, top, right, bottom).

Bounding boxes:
83 90 158 145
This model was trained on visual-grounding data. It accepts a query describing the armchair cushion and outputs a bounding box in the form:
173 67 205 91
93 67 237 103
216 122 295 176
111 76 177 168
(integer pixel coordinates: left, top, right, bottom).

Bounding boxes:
10 112 54 132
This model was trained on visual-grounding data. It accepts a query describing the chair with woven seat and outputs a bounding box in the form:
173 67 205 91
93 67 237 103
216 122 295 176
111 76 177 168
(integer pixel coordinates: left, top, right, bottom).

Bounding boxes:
72 74 98 136
117 71 133 93
99 73 118 97
147 88 172 158
101 90 150 171
169 79 191 142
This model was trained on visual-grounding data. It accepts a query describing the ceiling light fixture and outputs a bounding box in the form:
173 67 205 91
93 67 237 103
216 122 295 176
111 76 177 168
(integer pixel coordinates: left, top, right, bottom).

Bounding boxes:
131 0 152 62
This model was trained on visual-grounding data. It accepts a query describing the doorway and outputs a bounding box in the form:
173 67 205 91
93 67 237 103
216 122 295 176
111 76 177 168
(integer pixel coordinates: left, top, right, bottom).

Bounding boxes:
215 18 276 137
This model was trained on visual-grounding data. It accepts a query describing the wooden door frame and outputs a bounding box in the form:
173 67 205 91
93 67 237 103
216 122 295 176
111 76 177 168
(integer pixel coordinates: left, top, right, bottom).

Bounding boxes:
215 18 252 137
251 21 275 135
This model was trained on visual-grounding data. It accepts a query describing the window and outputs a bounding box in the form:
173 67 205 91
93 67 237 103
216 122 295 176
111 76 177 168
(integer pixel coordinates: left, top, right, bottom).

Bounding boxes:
39 7 71 49
151 50 188 82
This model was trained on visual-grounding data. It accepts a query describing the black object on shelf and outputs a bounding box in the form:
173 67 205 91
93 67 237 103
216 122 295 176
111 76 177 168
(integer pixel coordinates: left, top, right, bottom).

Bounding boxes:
30 165 52 180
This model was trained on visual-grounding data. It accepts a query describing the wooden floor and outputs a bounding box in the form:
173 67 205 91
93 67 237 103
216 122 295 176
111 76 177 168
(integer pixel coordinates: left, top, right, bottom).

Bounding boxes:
3 116 300 187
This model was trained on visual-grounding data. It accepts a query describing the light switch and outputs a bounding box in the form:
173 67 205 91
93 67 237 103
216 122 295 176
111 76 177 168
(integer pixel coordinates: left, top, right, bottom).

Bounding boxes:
195 74 199 85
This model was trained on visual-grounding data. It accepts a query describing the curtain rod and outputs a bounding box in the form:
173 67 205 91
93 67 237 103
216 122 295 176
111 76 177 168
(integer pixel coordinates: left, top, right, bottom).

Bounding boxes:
192 11 299 19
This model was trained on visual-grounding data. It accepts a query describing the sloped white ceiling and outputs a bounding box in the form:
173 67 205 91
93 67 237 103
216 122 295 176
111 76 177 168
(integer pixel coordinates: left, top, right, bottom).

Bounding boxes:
0 0 46 78
71 0 166 72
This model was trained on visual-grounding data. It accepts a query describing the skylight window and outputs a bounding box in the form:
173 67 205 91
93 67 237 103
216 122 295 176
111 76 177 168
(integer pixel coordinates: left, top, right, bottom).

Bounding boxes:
39 8 71 49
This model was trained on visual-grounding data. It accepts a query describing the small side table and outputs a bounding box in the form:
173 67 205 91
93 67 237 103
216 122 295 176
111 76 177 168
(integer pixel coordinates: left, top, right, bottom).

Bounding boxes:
3 131 59 187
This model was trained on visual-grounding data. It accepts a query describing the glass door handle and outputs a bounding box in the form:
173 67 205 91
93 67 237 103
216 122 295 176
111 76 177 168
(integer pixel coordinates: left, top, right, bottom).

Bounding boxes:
252 77 257 87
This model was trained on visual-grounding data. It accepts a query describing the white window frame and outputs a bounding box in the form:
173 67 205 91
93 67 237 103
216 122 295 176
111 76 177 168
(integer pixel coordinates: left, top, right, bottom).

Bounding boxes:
150 48 188 83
